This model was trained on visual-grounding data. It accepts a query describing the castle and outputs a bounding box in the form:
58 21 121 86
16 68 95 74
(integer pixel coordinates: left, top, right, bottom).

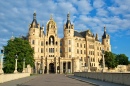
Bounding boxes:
28 12 111 74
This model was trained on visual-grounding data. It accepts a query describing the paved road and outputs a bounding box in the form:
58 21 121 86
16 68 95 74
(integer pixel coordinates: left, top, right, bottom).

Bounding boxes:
19 74 95 86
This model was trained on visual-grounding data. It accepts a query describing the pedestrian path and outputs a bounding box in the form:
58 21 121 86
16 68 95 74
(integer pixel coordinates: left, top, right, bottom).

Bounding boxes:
0 75 38 86
67 75 126 86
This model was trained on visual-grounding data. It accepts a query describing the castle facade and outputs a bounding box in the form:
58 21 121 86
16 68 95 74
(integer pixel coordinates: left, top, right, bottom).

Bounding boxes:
28 12 111 74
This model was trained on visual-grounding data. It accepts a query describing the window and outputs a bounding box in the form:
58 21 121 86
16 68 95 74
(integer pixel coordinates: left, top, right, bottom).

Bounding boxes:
69 40 71 45
81 50 82 54
41 41 43 46
56 41 58 45
32 40 35 44
41 48 43 53
81 57 83 61
60 42 62 46
77 49 79 54
80 44 82 48
46 41 48 45
69 47 71 52
84 44 85 48
68 30 70 33
60 49 62 53
84 63 87 66
84 50 86 54
77 43 79 47
32 47 34 51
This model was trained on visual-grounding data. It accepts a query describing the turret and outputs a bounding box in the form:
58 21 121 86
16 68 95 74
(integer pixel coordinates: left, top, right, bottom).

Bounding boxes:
64 13 74 37
95 33 98 41
102 26 111 51
30 12 39 28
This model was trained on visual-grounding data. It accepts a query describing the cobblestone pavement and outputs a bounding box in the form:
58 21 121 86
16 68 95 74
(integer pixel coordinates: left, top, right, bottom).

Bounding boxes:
19 74 95 86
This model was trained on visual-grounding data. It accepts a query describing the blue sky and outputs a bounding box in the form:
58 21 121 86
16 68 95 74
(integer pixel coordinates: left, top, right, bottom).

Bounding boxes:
0 0 130 59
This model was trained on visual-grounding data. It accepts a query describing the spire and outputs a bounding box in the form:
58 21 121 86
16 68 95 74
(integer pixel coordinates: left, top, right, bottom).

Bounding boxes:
95 33 98 41
66 12 71 28
31 12 38 28
67 12 70 21
33 11 36 19
102 26 107 39
50 14 53 20
104 26 106 32
42 24 44 31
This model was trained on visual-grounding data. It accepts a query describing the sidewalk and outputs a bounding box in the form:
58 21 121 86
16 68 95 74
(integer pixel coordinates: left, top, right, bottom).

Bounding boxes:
67 75 127 86
0 75 38 86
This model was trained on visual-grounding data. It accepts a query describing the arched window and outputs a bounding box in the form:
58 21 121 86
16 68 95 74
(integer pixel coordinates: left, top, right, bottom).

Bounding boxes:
56 41 58 45
46 41 48 45
32 40 35 44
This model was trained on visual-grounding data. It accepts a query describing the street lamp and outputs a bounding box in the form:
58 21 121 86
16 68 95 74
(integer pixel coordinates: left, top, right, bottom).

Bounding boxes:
102 49 105 72
22 58 25 73
0 49 4 74
14 54 18 73
87 56 91 72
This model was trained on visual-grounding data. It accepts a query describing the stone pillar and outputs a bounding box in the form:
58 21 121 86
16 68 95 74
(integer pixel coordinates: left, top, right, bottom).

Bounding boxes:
66 62 68 73
22 58 25 73
14 58 18 73
0 54 3 74
70 62 72 73
47 57 49 74
60 61 63 74
55 58 57 74
35 61 37 74
102 52 105 72
87 56 91 72
42 58 44 74
72 58 74 73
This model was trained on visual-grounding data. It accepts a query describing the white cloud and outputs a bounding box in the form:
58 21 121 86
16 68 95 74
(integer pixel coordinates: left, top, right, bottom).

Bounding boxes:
96 8 108 17
93 0 105 8
0 0 130 49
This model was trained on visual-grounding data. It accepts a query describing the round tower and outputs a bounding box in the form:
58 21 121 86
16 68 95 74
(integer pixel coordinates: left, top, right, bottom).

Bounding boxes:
102 26 111 51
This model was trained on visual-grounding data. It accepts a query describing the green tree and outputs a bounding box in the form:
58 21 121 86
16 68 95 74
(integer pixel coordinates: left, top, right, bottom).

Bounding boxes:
100 51 118 69
116 54 129 65
3 37 34 73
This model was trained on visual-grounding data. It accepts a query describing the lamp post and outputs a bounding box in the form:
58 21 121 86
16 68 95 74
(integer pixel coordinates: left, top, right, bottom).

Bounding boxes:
22 58 25 73
14 54 18 73
87 56 91 72
102 49 105 72
0 49 4 74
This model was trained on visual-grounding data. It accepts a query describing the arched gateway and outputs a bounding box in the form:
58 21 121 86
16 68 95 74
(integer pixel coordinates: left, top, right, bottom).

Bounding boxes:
49 63 54 73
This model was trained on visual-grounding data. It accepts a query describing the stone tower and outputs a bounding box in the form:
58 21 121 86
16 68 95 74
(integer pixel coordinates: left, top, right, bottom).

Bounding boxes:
63 13 74 58
102 26 111 51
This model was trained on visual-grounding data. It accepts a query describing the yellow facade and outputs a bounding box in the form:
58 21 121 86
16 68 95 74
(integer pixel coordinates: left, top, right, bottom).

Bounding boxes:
28 12 111 74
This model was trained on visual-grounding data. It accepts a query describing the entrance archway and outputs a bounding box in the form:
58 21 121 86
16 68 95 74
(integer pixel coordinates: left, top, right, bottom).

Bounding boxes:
49 63 55 73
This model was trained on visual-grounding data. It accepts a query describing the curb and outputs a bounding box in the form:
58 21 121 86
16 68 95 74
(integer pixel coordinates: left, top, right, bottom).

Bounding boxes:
67 76 100 86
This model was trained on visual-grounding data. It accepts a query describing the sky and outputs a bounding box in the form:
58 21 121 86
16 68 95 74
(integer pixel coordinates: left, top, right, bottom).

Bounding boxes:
0 0 130 59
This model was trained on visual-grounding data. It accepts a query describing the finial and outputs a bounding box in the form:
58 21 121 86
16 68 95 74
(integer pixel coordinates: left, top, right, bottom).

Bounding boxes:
42 24 44 30
67 12 70 20
50 14 53 20
33 11 36 19
104 25 106 32
96 33 98 40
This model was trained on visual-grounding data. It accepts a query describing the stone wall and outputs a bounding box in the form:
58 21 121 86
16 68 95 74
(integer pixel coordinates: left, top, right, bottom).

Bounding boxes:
0 73 30 83
74 72 130 85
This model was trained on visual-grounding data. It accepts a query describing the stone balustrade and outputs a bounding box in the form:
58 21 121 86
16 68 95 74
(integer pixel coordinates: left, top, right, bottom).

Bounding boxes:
74 72 130 86
0 73 30 83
